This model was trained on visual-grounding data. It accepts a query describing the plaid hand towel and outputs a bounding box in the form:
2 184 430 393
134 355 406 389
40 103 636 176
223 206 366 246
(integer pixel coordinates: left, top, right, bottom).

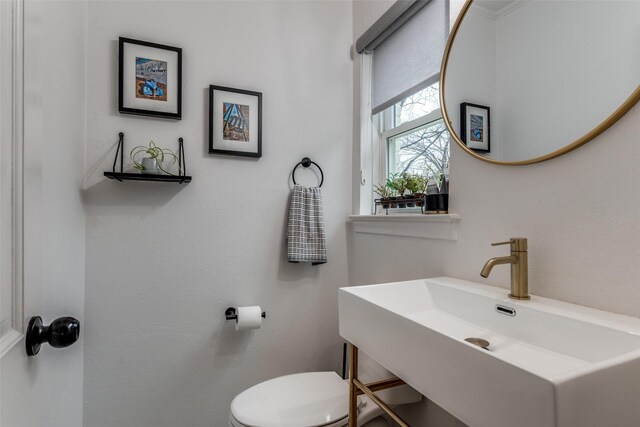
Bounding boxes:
286 184 327 265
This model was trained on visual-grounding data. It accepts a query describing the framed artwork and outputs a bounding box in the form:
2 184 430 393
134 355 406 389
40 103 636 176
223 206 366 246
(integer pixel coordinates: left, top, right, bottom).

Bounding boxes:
209 85 262 158
460 102 490 152
118 37 182 119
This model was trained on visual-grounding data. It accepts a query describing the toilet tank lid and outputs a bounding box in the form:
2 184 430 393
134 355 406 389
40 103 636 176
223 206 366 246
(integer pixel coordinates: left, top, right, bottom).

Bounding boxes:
230 371 352 427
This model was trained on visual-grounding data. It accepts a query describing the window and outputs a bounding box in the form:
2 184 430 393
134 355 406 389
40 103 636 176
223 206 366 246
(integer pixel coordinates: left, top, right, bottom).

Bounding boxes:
382 83 449 180
355 0 449 214
371 82 449 213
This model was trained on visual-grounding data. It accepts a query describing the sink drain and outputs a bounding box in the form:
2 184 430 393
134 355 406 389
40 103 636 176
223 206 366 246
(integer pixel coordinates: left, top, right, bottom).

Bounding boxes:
464 337 490 349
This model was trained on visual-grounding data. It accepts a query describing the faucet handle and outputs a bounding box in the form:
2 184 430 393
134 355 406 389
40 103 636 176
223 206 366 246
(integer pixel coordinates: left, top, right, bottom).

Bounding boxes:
491 238 527 251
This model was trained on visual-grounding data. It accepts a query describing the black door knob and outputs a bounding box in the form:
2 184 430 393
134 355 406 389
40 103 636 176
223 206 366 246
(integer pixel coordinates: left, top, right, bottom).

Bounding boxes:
26 316 80 356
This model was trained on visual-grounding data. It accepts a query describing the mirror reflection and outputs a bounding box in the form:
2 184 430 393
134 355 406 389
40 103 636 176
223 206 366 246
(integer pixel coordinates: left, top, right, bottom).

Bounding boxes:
443 0 640 164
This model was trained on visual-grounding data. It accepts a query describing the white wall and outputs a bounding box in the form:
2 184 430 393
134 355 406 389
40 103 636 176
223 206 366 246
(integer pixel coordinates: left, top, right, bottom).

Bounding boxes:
82 2 352 426
1 1 86 426
351 1 640 425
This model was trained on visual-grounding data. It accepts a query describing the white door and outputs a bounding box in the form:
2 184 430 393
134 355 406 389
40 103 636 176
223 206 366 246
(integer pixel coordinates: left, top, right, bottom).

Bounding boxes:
0 0 26 368
0 0 31 423
0 1 84 426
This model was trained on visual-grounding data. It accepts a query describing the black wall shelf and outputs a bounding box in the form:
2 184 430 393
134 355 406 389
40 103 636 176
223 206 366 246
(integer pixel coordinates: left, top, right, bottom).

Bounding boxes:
104 132 192 184
104 172 192 183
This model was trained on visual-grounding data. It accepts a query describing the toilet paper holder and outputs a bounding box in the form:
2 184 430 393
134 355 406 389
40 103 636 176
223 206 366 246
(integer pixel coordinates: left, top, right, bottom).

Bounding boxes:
225 307 266 321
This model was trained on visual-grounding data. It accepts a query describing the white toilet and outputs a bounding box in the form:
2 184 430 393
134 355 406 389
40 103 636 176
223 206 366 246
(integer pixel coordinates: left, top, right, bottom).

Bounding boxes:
229 357 422 427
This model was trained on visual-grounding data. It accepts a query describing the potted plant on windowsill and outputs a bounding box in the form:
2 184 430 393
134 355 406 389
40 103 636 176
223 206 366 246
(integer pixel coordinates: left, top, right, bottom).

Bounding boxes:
387 173 408 208
130 140 179 175
388 187 399 208
374 184 392 209
405 173 427 208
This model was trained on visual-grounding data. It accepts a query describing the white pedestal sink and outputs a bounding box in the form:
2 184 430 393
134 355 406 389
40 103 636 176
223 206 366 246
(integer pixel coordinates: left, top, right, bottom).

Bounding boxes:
338 277 640 427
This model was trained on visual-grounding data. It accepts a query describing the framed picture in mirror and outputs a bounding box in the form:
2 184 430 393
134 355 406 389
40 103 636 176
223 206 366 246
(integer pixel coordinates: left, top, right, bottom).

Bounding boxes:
460 102 490 153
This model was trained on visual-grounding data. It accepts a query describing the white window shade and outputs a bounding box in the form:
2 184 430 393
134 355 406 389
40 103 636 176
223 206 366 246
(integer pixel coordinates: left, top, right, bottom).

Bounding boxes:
371 0 448 115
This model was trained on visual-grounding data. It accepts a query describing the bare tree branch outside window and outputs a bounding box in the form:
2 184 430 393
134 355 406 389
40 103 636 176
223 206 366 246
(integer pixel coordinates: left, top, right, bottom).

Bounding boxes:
395 83 441 126
389 83 450 180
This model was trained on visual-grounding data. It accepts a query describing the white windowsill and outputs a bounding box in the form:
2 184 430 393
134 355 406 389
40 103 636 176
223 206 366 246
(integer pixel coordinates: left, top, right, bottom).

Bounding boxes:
348 214 461 241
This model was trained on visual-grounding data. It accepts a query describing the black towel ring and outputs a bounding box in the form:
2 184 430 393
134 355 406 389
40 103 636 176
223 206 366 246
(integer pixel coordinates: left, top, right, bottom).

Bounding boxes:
292 157 324 187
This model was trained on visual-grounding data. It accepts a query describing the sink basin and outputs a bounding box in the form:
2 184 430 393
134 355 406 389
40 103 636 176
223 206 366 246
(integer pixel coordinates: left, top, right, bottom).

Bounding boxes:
339 277 640 427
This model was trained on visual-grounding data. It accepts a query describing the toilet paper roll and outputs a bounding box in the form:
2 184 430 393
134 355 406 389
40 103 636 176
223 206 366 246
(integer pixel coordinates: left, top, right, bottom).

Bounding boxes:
235 306 263 331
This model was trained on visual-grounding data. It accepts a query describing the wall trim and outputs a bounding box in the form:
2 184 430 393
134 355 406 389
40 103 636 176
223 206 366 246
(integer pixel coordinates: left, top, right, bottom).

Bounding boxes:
469 0 529 21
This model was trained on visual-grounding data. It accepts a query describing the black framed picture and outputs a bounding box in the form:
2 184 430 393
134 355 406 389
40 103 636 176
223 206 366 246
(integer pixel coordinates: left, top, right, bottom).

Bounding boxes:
460 102 490 152
209 85 262 158
118 37 182 120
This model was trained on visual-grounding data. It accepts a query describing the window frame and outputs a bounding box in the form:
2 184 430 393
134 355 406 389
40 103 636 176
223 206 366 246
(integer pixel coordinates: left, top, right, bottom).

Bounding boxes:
369 84 449 215
356 0 456 216
358 57 451 216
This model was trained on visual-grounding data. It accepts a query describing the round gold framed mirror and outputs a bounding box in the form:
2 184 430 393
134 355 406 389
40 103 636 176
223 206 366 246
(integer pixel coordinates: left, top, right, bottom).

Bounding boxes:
440 0 640 165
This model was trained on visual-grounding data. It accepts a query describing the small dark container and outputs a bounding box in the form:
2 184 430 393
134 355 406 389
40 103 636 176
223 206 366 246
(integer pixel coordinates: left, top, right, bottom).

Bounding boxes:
426 193 449 213
405 195 416 208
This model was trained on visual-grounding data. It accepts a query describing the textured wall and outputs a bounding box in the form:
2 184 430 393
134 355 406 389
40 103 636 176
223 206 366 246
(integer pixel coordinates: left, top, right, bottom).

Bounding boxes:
83 2 352 426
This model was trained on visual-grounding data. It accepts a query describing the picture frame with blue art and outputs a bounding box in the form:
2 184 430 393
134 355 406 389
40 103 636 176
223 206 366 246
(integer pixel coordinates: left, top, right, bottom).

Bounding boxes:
118 37 182 120
460 102 490 153
209 85 262 158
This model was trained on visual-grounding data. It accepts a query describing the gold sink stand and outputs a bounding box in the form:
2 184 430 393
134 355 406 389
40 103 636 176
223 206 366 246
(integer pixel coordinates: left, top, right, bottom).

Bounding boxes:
348 343 411 427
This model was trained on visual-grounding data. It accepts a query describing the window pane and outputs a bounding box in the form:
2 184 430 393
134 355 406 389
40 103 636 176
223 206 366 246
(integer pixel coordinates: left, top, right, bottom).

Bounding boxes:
388 118 450 179
394 82 441 127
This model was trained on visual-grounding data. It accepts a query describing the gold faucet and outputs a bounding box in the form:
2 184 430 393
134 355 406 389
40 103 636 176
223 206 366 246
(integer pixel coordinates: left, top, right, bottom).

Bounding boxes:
480 238 529 300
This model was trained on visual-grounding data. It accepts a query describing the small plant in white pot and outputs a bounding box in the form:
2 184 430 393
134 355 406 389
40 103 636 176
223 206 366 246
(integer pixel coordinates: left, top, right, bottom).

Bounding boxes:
130 140 179 175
